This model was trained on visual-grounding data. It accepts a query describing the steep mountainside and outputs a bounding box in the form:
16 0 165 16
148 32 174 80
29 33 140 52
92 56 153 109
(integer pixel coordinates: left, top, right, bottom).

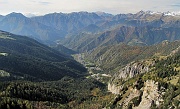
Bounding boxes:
0 30 86 81
86 41 180 73
107 48 180 108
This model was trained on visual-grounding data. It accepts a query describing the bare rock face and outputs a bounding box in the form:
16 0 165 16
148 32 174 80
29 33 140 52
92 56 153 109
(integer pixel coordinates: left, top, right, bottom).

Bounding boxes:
107 60 163 108
108 61 151 94
108 83 123 94
134 80 163 109
116 62 149 79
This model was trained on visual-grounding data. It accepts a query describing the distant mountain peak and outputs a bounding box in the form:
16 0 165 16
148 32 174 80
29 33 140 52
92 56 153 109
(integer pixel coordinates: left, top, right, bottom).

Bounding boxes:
136 10 161 15
95 11 113 17
163 11 180 16
136 10 180 16
6 12 26 18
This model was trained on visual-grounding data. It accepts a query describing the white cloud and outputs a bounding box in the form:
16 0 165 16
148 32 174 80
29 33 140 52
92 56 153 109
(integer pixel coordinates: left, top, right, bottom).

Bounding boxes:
0 0 180 15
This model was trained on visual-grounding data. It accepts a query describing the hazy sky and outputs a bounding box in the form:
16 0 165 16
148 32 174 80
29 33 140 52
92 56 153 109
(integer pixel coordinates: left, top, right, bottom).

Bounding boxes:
0 0 180 15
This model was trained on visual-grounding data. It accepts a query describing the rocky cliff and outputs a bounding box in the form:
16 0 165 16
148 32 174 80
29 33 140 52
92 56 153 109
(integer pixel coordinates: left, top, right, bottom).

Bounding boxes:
115 62 150 79
108 83 123 94
108 60 152 94
106 51 180 108
108 79 164 109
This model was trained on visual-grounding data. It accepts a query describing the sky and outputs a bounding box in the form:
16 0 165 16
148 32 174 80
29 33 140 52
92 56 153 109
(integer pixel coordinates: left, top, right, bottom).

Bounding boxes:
0 0 180 16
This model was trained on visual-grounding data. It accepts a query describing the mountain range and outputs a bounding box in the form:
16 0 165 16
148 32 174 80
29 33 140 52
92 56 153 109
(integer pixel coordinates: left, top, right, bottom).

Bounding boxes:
0 11 180 50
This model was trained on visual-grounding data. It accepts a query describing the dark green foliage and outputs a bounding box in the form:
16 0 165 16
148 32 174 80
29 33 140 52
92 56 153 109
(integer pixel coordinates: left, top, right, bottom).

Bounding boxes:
127 103 132 109
0 77 106 108
159 83 177 108
145 53 180 108
112 95 122 105
154 54 180 78
4 82 67 103
0 100 25 109
135 78 144 90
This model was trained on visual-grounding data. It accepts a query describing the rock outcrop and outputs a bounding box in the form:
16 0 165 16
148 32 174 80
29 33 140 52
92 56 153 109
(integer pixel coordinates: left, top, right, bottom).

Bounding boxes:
107 60 164 108
134 80 163 109
115 62 149 80
108 61 151 94
108 83 123 94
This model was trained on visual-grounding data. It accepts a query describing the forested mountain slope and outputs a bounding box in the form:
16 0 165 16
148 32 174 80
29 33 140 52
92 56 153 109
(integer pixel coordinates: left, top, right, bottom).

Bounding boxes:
0 30 86 81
